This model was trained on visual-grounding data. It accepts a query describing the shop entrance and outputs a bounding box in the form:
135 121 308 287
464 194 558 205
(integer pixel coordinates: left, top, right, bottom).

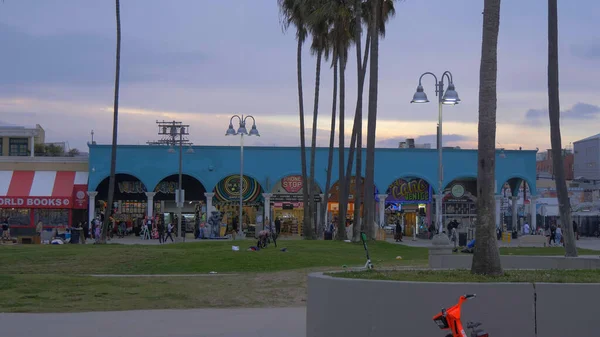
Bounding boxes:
386 177 433 238
327 176 377 232
270 175 322 236
213 174 264 237
153 174 206 233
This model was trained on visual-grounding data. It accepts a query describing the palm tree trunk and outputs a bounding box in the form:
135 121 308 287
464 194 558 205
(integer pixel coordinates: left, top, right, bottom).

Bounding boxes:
296 37 311 239
471 0 503 275
364 0 380 240
101 0 121 243
548 0 577 256
308 50 323 239
336 50 347 241
321 52 338 239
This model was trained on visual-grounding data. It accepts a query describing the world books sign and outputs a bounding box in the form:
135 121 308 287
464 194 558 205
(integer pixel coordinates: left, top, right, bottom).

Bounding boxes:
386 178 432 203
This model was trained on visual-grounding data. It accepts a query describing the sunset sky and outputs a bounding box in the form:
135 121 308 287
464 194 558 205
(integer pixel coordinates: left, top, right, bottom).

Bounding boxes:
1 0 599 152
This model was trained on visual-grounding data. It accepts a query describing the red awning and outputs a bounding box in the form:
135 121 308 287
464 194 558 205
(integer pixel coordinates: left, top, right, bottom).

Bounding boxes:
0 171 88 209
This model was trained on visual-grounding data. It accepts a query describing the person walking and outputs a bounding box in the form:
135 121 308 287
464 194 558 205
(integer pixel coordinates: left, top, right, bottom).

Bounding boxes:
549 223 557 246
555 224 563 246
158 220 165 244
275 217 281 235
523 222 530 235
395 219 403 242
165 222 175 242
573 221 579 240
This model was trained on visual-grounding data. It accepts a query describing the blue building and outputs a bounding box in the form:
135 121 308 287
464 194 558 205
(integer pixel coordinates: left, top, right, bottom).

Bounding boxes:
87 144 537 236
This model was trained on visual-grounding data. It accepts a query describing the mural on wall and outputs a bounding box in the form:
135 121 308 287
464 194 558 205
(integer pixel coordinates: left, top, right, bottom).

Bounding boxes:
386 177 432 203
214 174 262 202
118 181 147 194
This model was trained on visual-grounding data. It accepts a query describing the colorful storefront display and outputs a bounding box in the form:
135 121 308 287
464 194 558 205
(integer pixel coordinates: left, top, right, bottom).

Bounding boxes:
385 177 432 236
0 170 88 233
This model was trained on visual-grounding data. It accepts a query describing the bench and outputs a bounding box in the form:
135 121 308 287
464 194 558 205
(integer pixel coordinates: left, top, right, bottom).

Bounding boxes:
519 235 547 247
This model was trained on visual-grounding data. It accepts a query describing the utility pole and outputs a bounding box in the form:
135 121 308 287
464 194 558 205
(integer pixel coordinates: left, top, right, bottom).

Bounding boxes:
148 120 193 241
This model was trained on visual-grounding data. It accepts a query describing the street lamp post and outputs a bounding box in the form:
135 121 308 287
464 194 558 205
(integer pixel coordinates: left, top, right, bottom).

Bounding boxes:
226 115 260 239
411 71 460 243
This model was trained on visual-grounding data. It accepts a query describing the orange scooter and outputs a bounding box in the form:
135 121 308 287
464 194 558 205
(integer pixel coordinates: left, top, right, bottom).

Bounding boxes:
432 294 489 337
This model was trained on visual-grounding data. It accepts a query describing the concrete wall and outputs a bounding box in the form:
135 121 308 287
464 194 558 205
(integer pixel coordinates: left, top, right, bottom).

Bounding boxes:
307 273 535 337
429 252 600 270
307 273 600 337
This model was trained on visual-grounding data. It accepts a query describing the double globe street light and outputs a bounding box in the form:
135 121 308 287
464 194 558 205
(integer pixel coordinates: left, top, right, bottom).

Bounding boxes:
410 71 460 242
226 115 260 239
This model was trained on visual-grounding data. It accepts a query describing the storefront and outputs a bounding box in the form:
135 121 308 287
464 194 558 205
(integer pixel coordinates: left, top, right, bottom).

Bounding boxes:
327 176 377 228
385 177 432 236
0 170 88 236
213 174 263 236
441 179 478 230
270 175 322 236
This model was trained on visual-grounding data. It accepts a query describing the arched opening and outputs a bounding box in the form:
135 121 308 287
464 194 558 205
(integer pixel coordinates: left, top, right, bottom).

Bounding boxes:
501 178 535 233
327 176 377 231
270 175 323 236
94 174 148 232
213 174 264 237
440 177 477 240
153 174 207 233
385 177 434 238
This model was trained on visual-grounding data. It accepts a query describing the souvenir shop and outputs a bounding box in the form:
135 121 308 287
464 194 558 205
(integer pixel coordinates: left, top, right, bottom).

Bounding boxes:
385 177 431 237
213 174 263 236
0 170 88 236
270 175 322 236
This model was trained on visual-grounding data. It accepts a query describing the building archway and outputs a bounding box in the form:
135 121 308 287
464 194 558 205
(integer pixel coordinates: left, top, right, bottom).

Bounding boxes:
153 174 207 233
385 177 434 237
213 174 264 236
270 174 323 236
501 177 537 232
440 177 477 234
327 176 377 229
94 174 148 230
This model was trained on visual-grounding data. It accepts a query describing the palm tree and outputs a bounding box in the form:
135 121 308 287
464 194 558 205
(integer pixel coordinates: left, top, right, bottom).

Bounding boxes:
363 0 396 239
101 0 122 243
548 0 577 256
307 0 331 239
278 0 313 238
471 0 503 275
321 50 338 238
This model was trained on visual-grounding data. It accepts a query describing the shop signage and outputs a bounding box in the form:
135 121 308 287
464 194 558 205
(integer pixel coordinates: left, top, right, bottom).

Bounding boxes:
72 185 88 209
281 175 303 193
118 181 147 194
0 197 71 208
155 181 178 194
387 178 431 203
272 194 322 202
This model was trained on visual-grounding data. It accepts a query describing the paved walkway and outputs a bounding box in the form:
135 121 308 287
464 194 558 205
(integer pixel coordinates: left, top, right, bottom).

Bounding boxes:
0 307 306 337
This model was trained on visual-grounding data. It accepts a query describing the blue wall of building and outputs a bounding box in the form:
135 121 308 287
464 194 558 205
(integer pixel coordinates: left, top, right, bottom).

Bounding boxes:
87 145 537 196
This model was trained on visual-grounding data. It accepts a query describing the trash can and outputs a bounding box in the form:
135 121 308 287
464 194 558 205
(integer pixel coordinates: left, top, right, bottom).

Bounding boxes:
458 232 467 247
70 228 82 244
324 231 333 240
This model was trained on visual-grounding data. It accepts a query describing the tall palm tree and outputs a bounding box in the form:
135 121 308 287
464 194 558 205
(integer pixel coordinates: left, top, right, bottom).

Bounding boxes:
471 0 503 275
548 0 577 256
278 0 313 238
363 0 397 239
101 0 122 243
307 0 331 239
322 50 338 238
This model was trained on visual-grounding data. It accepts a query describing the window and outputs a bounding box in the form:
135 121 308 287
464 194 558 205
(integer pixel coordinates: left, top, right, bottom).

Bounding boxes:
34 209 69 227
9 138 29 156
0 209 31 226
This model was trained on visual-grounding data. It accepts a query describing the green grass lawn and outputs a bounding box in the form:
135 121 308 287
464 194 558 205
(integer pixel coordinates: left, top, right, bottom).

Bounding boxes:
333 269 600 283
0 240 428 275
1 241 598 313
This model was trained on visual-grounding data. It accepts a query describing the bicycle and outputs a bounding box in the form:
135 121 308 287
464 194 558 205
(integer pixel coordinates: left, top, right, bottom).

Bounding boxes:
433 294 489 337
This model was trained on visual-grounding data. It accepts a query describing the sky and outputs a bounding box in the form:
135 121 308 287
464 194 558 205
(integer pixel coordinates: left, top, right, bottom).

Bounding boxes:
0 0 599 152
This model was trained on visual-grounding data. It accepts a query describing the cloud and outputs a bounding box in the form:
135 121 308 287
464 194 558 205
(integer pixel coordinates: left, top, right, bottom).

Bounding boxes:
571 41 600 60
525 103 600 120
0 23 206 86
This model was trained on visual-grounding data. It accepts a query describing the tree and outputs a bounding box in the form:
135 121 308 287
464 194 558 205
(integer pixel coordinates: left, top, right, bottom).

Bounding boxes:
471 0 503 275
548 0 577 256
100 0 122 243
278 0 313 238
307 0 331 239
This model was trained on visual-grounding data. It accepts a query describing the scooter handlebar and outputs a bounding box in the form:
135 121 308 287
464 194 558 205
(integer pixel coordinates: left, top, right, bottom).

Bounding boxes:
465 294 476 299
